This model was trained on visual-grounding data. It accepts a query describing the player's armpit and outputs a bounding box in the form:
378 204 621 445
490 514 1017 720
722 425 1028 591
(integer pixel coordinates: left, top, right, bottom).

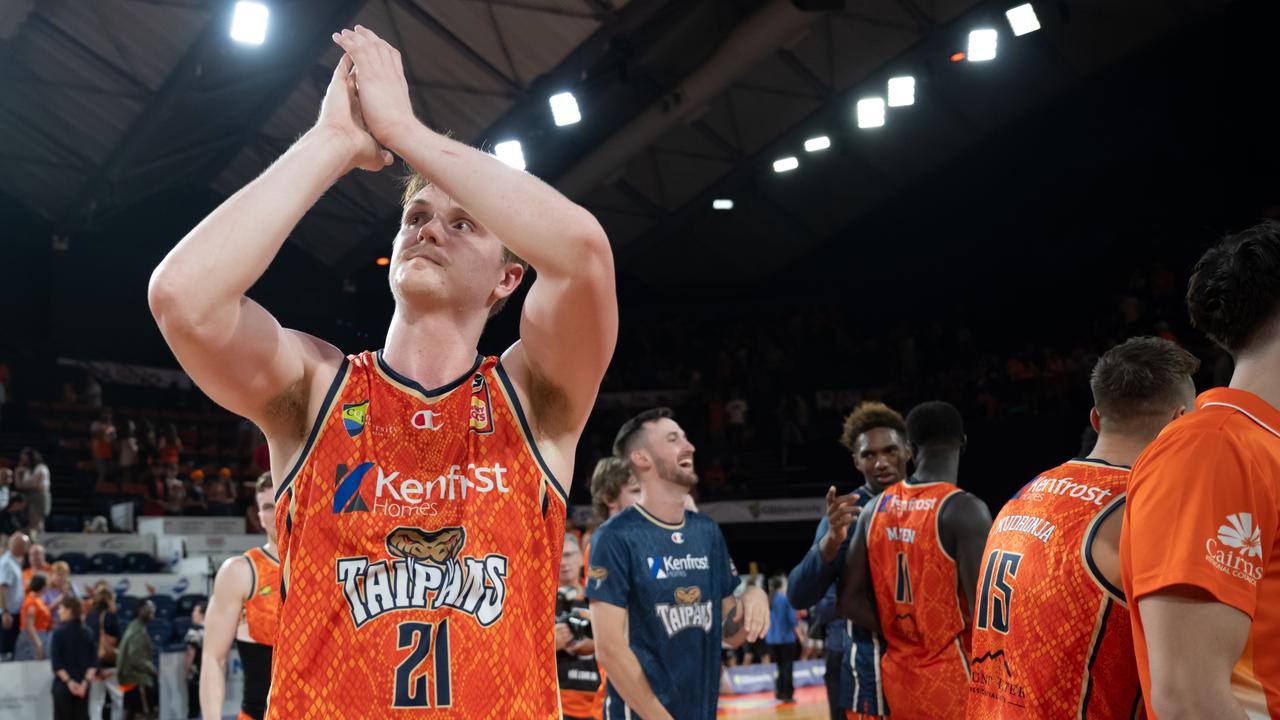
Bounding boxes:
1137 586 1251 720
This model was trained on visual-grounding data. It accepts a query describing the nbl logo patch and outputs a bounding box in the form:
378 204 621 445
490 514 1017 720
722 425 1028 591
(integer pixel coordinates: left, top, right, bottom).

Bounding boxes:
342 400 370 438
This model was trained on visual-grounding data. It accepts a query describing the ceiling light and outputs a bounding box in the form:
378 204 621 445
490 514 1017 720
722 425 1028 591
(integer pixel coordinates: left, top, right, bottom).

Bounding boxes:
856 97 885 129
712 199 734 210
1006 4 1040 36
230 2 269 45
494 140 526 171
375 257 390 267
967 29 998 62
804 136 831 152
549 92 581 127
772 157 799 173
887 76 915 107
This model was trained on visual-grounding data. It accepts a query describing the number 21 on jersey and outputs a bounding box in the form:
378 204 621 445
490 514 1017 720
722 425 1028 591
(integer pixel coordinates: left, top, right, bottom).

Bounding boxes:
394 620 453 708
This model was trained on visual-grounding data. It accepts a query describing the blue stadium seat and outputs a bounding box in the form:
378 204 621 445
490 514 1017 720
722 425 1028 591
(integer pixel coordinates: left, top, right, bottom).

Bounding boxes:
89 552 124 574
122 553 155 574
117 595 140 616
146 619 171 647
171 617 192 643
176 594 207 619
57 552 90 574
147 595 177 621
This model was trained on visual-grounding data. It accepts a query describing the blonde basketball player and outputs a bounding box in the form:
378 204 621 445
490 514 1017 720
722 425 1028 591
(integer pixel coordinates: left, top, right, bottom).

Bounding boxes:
150 25 617 718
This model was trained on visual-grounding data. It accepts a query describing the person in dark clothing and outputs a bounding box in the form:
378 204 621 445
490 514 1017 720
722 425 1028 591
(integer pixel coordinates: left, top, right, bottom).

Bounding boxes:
117 600 156 719
787 401 910 719
85 585 121 720
50 595 99 720
765 576 800 703
184 603 205 720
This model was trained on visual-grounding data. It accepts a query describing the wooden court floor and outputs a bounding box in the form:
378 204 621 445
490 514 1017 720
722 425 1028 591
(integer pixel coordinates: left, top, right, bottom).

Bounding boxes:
718 685 833 719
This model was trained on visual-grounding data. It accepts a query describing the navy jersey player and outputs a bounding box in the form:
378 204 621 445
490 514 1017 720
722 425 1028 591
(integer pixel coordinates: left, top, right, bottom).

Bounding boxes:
587 408 769 720
787 402 909 719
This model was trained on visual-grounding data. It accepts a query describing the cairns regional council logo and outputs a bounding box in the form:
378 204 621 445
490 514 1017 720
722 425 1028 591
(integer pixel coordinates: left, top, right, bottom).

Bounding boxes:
335 525 509 629
1205 512 1264 585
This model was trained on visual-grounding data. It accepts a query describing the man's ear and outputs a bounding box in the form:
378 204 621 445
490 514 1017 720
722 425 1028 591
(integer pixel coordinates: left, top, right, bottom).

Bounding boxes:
490 262 526 306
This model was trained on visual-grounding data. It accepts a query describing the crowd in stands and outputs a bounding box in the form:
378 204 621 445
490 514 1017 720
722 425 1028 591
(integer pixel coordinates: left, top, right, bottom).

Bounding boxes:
569 257 1225 505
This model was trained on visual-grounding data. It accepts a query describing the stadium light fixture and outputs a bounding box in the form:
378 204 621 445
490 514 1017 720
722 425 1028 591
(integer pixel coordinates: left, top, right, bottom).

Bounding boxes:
549 92 581 127
773 157 799 173
804 136 831 152
887 76 915 107
967 29 998 62
494 140 526 170
1006 4 1041 36
712 199 734 210
230 2 269 45
856 97 885 129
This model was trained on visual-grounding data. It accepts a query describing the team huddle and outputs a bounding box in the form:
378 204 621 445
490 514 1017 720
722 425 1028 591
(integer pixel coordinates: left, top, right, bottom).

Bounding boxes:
147 22 1276 720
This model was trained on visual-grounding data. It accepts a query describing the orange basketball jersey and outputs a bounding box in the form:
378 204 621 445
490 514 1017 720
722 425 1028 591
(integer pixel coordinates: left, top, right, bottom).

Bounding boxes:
966 460 1143 719
243 546 280 645
267 351 567 719
867 480 971 719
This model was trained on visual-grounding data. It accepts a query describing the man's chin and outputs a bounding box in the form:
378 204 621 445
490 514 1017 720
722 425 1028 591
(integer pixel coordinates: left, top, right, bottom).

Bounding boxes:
674 471 699 489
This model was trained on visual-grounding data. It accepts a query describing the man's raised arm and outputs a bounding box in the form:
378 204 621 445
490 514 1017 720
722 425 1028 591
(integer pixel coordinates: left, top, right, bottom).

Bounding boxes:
333 27 618 449
148 54 389 432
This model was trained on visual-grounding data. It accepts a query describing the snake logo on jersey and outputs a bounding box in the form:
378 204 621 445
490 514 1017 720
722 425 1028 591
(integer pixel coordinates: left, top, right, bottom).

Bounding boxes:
336 526 509 629
655 586 713 636
268 351 566 719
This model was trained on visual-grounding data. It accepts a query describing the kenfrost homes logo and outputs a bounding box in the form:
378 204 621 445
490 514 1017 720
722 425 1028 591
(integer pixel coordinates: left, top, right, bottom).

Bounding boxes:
1204 512 1264 584
646 553 710 580
333 461 512 517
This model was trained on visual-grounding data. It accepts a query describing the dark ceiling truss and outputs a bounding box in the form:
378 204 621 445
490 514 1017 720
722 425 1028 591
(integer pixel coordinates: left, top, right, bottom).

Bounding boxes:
392 0 522 94
0 68 150 102
613 9 941 259
49 0 369 231
776 48 832 98
56 7 226 230
28 13 154 98
486 0 608 20
482 1 522 87
0 103 97 174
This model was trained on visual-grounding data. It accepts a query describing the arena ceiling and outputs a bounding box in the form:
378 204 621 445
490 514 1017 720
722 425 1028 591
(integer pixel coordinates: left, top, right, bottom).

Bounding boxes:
0 0 1232 291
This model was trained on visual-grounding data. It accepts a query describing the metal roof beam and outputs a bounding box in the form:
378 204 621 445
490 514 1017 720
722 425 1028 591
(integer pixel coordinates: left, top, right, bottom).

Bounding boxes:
393 0 521 93
29 13 154 98
155 0 368 217
54 5 231 229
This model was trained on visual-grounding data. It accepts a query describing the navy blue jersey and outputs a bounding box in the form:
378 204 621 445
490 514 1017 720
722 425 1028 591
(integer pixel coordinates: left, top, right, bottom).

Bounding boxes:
585 505 739 720
846 485 890 716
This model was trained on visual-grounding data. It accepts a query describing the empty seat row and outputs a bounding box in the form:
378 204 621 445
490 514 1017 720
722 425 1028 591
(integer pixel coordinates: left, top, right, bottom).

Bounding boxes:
53 551 159 574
